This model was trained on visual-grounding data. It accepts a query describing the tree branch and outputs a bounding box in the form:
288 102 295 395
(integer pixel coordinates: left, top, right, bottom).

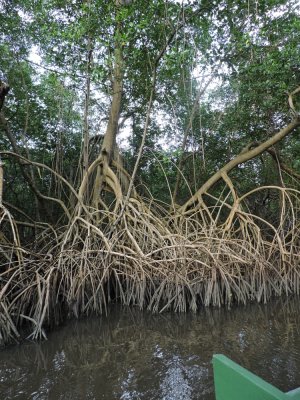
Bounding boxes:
179 86 300 214
179 117 300 214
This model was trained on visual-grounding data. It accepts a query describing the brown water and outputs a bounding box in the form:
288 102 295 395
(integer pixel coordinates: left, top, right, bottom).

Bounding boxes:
1 298 300 399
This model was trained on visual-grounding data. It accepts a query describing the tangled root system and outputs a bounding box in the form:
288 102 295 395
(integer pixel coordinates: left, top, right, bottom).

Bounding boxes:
1 182 300 345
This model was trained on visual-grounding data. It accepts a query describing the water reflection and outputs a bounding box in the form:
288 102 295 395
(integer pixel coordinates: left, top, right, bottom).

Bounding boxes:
1 298 300 399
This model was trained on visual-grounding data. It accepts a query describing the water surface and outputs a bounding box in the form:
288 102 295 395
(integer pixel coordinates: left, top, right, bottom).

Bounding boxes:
1 298 300 399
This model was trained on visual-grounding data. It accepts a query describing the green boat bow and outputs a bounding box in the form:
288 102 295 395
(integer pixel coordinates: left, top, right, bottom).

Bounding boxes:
213 354 300 400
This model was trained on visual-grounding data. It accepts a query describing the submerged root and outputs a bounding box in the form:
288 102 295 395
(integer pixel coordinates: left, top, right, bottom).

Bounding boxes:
1 186 300 345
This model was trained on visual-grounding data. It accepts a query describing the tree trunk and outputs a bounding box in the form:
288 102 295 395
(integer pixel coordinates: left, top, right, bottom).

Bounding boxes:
91 7 123 208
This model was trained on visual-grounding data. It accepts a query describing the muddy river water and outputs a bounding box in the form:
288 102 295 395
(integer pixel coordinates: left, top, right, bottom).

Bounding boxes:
1 298 300 399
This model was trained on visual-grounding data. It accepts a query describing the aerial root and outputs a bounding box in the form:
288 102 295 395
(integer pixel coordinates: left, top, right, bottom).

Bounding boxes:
1 186 300 344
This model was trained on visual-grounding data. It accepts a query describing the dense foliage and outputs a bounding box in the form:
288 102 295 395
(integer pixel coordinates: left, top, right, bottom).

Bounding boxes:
0 0 299 216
